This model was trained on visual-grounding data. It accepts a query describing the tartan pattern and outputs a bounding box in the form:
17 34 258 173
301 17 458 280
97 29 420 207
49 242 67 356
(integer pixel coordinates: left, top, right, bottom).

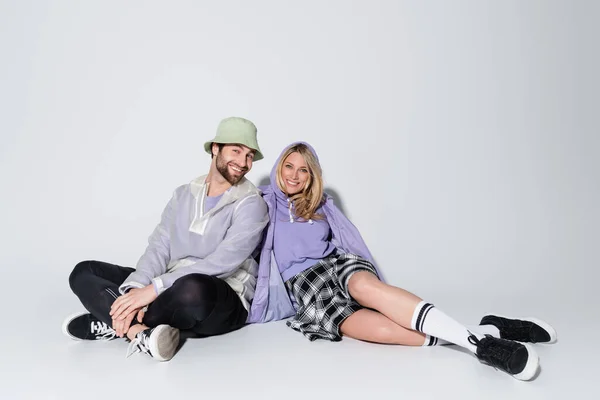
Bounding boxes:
285 253 378 341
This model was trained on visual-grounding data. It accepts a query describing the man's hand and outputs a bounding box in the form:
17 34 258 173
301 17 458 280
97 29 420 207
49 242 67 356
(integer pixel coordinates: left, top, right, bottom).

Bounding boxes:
110 285 157 322
136 307 146 323
113 309 138 338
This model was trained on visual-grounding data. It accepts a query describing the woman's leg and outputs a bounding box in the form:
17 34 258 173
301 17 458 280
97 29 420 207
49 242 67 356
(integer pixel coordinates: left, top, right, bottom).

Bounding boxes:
340 309 430 346
340 309 501 346
346 271 539 380
347 271 481 351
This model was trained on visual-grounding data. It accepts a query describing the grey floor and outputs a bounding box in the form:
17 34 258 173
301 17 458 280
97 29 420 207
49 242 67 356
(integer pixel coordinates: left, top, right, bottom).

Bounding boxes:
1 272 595 400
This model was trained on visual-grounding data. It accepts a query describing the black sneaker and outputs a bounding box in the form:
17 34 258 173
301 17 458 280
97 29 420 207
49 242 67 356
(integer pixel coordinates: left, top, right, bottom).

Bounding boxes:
62 312 116 341
469 334 539 381
126 324 180 362
480 315 557 344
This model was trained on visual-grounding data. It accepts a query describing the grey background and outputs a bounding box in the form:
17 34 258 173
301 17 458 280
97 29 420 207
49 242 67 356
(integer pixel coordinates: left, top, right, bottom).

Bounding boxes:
0 1 597 398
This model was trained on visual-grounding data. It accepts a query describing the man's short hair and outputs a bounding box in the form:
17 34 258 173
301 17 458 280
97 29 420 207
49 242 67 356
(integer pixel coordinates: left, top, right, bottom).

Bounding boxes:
211 143 225 159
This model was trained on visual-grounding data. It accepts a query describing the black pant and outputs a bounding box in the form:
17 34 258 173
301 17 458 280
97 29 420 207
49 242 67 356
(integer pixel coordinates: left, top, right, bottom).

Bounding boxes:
69 260 248 336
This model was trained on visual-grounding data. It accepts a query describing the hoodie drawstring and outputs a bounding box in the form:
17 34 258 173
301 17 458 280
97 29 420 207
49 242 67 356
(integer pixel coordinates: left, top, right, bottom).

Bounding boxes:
287 198 313 224
287 198 294 223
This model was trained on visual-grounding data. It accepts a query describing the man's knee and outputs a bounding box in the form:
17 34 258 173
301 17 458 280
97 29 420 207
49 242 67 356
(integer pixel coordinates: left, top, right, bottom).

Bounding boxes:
68 260 95 293
171 274 218 306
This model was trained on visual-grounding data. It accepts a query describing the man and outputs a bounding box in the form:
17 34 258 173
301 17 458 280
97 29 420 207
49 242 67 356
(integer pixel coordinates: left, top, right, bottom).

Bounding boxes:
63 117 269 361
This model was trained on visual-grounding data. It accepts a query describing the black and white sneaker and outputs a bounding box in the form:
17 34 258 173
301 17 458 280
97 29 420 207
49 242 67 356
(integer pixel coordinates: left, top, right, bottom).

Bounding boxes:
62 312 116 341
480 315 557 344
469 334 539 381
126 324 180 362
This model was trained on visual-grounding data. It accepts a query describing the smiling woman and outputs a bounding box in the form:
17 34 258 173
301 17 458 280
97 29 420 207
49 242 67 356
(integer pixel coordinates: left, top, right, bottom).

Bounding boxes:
250 141 558 382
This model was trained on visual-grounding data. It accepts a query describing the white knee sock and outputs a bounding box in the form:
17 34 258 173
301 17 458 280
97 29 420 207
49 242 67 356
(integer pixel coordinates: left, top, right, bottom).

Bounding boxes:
412 301 483 353
422 335 443 346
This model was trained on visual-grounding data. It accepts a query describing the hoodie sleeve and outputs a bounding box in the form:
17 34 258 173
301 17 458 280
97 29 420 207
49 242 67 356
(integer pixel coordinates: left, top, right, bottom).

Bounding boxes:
326 196 385 280
118 188 179 294
151 193 269 293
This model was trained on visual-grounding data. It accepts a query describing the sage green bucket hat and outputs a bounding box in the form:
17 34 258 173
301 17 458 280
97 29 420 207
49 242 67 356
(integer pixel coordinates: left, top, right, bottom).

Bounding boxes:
204 117 263 161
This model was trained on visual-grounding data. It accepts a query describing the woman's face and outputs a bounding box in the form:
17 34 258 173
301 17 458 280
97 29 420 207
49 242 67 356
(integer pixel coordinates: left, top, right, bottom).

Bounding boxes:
280 151 310 195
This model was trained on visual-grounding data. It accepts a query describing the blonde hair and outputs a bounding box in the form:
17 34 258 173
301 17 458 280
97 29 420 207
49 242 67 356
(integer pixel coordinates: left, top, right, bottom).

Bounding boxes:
276 144 324 221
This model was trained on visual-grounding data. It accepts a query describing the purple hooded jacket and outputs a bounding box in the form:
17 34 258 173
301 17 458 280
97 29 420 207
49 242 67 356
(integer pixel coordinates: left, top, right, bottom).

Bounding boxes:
247 142 384 323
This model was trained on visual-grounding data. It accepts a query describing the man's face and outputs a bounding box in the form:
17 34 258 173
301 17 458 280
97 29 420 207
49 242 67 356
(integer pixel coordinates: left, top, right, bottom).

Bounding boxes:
214 143 255 185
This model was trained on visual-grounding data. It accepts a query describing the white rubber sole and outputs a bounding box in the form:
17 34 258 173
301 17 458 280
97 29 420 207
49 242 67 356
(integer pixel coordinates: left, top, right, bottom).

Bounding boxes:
148 325 180 362
513 343 539 381
484 314 558 344
61 311 90 341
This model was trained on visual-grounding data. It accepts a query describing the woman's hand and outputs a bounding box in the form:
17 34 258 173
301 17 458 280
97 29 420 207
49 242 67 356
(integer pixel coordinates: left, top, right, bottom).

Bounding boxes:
110 285 157 322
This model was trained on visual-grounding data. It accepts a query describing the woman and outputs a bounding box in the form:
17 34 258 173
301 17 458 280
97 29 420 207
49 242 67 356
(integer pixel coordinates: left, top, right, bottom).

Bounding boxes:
250 142 556 381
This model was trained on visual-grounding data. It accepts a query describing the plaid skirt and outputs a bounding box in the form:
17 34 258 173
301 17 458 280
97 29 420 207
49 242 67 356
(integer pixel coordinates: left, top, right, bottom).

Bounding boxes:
284 253 379 342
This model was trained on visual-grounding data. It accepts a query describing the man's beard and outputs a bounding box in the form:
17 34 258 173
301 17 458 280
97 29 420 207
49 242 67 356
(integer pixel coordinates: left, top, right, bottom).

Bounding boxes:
216 153 247 185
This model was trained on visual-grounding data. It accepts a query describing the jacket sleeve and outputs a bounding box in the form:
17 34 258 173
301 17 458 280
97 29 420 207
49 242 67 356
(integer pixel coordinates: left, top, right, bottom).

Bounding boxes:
152 194 269 293
118 189 179 294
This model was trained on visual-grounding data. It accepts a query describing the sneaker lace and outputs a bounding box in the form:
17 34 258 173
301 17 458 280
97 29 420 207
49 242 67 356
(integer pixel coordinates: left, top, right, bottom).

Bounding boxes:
468 334 515 372
126 331 151 358
90 321 116 340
